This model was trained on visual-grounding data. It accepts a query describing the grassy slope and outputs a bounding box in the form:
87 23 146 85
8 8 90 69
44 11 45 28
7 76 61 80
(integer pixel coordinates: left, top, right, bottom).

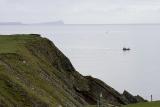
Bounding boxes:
0 34 82 107
123 101 160 107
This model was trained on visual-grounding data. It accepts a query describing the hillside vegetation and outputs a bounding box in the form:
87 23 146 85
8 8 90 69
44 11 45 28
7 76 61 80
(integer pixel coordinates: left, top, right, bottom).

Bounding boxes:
0 34 146 107
123 101 160 107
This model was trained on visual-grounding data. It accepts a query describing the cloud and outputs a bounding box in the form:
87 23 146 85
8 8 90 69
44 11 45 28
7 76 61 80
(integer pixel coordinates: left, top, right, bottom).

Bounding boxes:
0 0 160 23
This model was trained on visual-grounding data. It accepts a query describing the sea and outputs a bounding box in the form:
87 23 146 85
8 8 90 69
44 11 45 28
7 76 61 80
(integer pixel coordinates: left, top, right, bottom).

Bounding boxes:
0 24 160 100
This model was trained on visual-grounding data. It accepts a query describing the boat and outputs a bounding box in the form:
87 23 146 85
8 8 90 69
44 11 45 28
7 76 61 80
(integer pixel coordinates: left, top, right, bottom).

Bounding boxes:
123 47 131 51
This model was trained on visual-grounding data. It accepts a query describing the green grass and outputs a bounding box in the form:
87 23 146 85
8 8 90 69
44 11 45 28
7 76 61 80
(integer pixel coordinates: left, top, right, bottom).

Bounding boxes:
0 34 39 52
123 101 160 107
0 34 83 107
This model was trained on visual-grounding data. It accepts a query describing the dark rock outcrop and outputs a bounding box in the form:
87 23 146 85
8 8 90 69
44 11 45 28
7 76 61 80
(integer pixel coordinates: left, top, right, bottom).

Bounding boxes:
122 90 147 104
135 95 148 103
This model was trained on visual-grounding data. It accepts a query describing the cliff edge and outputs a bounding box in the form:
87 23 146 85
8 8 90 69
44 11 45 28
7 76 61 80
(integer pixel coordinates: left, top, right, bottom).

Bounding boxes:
0 34 146 107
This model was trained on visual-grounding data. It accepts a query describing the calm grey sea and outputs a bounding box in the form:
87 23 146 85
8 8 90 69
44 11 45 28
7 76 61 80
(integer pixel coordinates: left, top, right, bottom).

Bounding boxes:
0 24 160 100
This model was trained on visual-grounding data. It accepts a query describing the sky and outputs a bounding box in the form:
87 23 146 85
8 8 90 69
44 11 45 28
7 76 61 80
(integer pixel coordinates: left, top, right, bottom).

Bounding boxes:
1 0 160 24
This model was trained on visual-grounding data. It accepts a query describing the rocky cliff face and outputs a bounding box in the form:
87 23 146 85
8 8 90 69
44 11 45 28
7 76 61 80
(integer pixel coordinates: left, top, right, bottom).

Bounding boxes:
0 34 146 107
122 90 147 104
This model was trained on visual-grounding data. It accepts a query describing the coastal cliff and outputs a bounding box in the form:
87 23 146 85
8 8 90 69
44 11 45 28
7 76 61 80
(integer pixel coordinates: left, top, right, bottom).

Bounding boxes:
0 34 146 107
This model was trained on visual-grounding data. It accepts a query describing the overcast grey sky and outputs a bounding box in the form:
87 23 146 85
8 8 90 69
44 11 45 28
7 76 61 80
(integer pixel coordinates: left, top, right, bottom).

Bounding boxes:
1 0 160 24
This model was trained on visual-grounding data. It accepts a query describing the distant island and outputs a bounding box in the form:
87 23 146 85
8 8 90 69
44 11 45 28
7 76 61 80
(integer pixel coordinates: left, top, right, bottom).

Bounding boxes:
0 22 24 25
0 20 64 25
32 20 64 25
